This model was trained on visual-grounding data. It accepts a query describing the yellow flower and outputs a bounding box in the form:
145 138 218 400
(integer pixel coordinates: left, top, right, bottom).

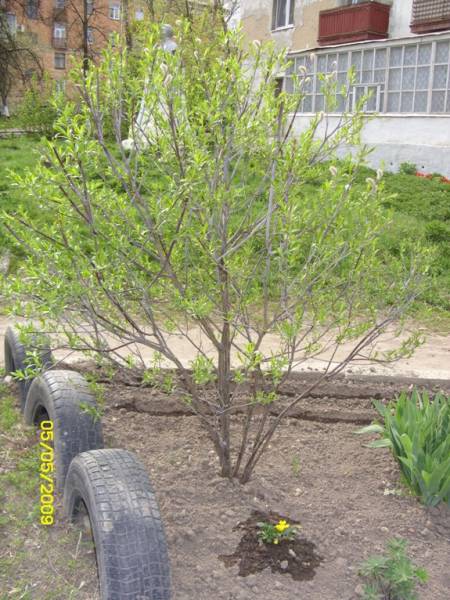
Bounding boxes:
275 519 289 533
273 539 279 544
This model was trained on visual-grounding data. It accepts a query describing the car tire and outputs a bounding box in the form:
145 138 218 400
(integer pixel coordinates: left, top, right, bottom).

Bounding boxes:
4 325 53 409
64 448 171 600
24 370 103 492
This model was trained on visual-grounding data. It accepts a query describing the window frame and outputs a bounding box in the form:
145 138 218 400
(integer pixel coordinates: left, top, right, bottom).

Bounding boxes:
109 3 120 20
54 52 66 69
53 22 66 39
272 0 294 31
287 34 450 116
25 0 39 19
6 13 17 34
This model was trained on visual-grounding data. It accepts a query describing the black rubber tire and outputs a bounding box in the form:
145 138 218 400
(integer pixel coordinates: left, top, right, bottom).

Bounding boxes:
64 449 171 600
24 370 104 492
4 325 53 409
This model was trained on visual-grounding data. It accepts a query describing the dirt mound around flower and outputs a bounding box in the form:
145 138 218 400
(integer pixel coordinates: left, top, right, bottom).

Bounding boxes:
219 510 323 580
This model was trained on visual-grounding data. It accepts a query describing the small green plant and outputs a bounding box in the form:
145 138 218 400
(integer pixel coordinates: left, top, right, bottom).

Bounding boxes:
356 390 450 506
256 519 298 545
399 162 417 176
11 350 44 382
291 455 301 477
359 538 428 600
85 375 106 409
79 402 104 423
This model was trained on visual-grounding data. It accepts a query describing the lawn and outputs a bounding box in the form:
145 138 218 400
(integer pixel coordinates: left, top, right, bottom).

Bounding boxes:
0 379 99 599
0 135 449 321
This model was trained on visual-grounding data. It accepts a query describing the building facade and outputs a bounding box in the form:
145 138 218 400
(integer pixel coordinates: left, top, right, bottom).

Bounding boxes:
241 0 450 175
0 0 148 113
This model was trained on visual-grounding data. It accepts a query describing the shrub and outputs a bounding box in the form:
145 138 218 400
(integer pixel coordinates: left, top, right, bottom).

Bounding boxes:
399 162 417 176
18 74 58 138
359 538 428 600
357 390 450 506
2 24 427 483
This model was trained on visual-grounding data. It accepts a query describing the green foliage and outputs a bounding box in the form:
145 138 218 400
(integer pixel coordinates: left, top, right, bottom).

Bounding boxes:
359 538 428 600
79 401 104 423
18 75 58 138
399 162 417 176
85 375 106 409
1 23 429 481
357 390 450 506
0 390 20 431
0 137 42 259
191 355 215 385
11 350 44 382
291 455 301 477
256 519 298 545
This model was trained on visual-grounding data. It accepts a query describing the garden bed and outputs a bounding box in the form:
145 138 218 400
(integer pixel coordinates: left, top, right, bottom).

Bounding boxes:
96 369 449 600
3 368 450 599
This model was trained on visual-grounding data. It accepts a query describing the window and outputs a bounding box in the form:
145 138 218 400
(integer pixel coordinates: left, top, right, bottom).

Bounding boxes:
6 13 17 34
135 8 144 20
54 0 65 8
26 0 38 19
287 36 450 115
54 52 65 69
87 26 94 43
54 23 66 38
272 0 294 30
109 4 120 20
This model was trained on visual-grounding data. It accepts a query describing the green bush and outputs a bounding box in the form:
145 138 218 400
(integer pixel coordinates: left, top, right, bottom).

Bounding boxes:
359 538 428 600
357 390 450 506
399 162 417 176
18 75 58 138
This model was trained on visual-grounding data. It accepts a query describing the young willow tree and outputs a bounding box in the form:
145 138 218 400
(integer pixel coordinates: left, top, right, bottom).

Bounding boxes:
3 24 427 483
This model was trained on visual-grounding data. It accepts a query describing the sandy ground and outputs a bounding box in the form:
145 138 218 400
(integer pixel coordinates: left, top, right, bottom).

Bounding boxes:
1 315 449 380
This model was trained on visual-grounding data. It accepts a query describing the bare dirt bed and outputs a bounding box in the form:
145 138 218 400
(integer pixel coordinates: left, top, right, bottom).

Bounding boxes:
93 369 450 600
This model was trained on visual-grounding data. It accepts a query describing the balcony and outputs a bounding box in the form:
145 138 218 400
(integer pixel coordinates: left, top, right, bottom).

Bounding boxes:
318 1 391 47
52 36 67 49
411 0 450 34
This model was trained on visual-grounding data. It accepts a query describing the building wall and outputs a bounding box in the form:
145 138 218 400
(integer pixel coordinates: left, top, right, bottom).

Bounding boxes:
291 113 450 176
241 0 336 50
241 0 415 51
240 1 450 176
388 0 414 38
3 0 121 111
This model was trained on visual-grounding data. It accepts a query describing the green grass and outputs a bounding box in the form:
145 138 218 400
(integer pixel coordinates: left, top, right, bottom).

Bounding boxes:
0 136 47 261
0 116 23 130
0 136 449 321
0 383 100 599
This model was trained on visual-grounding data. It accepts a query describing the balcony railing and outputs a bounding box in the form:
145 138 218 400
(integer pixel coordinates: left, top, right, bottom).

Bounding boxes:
52 36 67 49
318 1 391 46
411 0 450 33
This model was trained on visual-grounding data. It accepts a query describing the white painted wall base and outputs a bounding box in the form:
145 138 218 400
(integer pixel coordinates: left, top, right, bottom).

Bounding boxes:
291 114 450 176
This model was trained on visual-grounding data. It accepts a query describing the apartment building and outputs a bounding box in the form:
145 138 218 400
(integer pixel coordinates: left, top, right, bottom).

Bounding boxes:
0 0 150 112
240 0 450 175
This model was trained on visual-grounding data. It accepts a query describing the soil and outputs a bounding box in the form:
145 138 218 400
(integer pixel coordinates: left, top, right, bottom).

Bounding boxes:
95 368 450 600
4 366 450 599
219 510 323 580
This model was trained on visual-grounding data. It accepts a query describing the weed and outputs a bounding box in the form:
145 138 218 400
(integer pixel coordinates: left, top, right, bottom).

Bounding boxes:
359 538 428 600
